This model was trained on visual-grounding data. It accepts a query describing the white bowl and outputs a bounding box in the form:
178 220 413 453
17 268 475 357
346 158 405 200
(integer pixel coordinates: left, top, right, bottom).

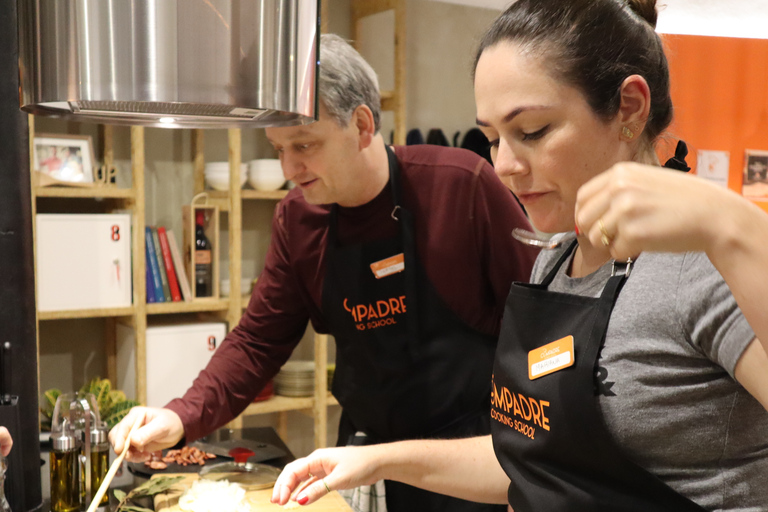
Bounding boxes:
220 277 254 297
248 159 285 191
205 161 247 174
205 162 247 190
205 172 246 191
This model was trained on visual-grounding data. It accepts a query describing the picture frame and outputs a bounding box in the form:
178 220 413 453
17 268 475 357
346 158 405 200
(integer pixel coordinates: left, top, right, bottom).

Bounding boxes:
742 149 768 199
33 133 96 184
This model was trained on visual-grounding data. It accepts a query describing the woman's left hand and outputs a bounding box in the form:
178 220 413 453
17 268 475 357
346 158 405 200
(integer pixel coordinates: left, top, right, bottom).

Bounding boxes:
271 445 384 506
575 162 732 260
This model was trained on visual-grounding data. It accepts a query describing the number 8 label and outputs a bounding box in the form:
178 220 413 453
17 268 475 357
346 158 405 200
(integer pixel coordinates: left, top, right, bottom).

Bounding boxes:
111 225 120 242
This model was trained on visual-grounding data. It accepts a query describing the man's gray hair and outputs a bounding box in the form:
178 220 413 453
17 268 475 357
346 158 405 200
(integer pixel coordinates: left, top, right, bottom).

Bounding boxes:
319 34 381 132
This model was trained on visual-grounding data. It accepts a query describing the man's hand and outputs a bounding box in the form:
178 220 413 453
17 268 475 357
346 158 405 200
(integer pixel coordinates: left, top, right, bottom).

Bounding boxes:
108 406 184 461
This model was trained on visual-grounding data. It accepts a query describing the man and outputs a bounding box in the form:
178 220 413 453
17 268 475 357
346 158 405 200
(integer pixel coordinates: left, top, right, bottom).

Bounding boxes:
111 34 537 512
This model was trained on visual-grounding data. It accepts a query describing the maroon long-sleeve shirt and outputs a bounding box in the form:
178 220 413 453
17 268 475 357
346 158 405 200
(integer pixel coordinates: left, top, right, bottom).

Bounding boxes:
166 145 538 441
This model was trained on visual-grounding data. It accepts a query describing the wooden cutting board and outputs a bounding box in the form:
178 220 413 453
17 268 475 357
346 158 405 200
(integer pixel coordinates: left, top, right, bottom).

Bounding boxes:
152 474 354 512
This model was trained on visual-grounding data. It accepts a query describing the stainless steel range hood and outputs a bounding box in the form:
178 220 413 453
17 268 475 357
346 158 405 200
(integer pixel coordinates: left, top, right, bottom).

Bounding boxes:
18 0 318 128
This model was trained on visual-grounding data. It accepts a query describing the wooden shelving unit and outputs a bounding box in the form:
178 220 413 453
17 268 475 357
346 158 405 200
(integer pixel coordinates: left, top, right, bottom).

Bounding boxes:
243 393 339 418
351 0 407 144
33 187 135 199
37 307 136 321
209 189 289 201
30 121 150 404
30 122 338 450
146 299 230 315
31 0 373 451
191 129 336 449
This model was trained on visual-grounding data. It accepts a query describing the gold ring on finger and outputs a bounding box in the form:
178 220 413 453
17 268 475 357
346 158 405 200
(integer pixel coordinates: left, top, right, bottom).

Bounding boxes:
599 219 612 247
322 479 331 494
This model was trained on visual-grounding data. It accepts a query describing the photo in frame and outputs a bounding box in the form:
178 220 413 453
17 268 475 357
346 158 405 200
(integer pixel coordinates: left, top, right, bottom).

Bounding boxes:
743 150 768 199
33 134 95 183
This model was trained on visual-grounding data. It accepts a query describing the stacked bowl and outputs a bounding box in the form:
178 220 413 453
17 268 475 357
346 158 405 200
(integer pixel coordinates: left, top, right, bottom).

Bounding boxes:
247 159 285 191
205 161 247 191
274 360 315 397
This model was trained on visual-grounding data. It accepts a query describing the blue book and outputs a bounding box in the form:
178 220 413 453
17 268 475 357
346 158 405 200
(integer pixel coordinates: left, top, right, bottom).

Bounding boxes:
145 256 156 303
151 227 172 302
145 227 166 302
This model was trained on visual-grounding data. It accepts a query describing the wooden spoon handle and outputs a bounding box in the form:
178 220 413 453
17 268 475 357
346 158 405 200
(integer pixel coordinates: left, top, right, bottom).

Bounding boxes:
86 413 144 512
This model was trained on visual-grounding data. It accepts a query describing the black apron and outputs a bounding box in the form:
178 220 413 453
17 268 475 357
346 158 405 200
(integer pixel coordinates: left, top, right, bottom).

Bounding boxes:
491 241 708 511
322 146 505 512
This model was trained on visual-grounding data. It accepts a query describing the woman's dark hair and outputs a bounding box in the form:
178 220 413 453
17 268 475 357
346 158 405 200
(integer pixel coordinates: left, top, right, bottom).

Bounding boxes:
474 0 672 143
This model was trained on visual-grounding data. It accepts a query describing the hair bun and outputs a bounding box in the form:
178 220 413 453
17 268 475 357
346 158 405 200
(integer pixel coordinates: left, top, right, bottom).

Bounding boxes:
626 0 658 28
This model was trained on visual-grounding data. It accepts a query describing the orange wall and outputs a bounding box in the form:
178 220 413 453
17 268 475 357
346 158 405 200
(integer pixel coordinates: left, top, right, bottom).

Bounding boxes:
663 34 768 213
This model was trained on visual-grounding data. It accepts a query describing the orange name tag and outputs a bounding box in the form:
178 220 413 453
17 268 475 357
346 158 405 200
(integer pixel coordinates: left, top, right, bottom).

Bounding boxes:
528 335 575 380
370 253 405 279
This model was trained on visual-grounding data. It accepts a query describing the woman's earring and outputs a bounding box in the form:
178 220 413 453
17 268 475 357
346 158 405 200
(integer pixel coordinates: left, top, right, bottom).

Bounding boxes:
622 126 635 140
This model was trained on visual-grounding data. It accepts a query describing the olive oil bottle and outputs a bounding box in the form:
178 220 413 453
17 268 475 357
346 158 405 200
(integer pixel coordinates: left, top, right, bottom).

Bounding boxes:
50 432 80 512
87 426 109 507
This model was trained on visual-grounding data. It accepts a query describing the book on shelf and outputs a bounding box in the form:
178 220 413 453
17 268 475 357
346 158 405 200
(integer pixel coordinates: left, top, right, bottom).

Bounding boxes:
166 228 193 301
144 227 165 302
150 228 172 302
157 227 182 302
145 262 157 303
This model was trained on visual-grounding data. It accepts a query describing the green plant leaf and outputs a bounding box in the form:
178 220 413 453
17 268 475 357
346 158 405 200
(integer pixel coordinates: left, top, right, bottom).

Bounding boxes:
105 389 127 418
113 489 127 502
131 476 185 496
41 378 140 430
118 506 154 512
79 376 97 396
93 378 111 416
104 399 140 430
40 388 62 421
45 388 62 408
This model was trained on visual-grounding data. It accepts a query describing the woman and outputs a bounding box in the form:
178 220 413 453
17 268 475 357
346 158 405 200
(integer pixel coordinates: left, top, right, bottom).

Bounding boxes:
271 1 768 510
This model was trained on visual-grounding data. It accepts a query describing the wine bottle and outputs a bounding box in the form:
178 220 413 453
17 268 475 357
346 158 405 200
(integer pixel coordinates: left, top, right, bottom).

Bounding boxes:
195 210 213 297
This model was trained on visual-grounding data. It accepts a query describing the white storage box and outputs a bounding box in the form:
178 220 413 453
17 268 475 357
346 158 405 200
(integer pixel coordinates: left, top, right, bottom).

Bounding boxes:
35 213 132 312
116 322 227 407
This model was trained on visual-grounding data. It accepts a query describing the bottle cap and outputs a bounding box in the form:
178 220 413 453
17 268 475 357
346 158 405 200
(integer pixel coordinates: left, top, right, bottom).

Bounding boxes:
51 432 79 451
89 426 108 445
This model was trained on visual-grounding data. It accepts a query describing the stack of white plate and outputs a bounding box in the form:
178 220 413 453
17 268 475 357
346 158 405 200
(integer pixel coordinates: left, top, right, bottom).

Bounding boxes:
274 360 315 397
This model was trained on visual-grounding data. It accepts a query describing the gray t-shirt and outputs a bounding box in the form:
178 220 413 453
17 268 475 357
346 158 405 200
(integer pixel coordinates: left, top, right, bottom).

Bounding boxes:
531 246 767 511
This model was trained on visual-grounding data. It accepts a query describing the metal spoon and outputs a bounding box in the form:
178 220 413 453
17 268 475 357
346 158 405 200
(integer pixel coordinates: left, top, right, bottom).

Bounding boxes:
511 228 577 249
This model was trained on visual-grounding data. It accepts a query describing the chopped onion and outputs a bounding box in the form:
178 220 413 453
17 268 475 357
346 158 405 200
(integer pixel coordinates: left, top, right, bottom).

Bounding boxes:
178 479 250 512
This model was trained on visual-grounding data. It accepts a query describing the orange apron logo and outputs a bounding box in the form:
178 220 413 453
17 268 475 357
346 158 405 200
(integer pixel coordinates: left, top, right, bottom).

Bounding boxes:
490 374 550 440
343 296 406 331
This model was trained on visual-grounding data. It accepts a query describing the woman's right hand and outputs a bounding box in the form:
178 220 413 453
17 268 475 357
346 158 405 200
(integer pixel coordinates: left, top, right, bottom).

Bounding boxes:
271 445 385 506
108 406 184 461
574 162 723 260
